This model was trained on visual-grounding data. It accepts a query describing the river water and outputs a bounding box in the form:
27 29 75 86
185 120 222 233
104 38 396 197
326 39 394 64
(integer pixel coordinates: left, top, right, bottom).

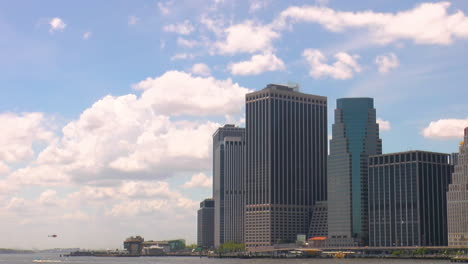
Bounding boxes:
0 254 451 264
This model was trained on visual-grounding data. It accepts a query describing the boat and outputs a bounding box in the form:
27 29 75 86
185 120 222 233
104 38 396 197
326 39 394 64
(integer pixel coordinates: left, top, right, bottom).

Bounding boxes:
32 260 62 263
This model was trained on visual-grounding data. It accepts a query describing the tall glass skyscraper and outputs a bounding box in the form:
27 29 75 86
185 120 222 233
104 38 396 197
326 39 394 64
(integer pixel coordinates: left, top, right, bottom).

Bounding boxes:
245 84 327 248
212 125 245 247
327 98 382 247
447 127 468 246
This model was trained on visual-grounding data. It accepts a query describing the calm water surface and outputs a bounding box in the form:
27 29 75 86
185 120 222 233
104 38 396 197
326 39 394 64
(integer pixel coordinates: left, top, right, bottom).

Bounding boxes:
0 254 451 264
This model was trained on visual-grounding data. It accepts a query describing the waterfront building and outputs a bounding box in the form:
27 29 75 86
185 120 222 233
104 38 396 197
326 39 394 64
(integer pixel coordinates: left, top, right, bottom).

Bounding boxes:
212 125 245 246
245 83 328 248
223 136 246 244
448 127 468 246
308 201 328 238
327 98 382 247
368 151 453 247
123 236 144 255
197 198 215 248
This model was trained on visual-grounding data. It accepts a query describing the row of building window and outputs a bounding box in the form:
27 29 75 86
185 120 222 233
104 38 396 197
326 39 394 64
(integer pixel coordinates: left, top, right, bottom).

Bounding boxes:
247 93 326 105
369 152 449 165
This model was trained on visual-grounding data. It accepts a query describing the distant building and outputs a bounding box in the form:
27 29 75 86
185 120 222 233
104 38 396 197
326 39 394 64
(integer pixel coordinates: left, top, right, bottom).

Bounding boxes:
123 236 144 255
368 151 453 247
327 98 382 247
142 246 164 256
212 125 245 246
124 237 185 255
448 127 468 246
197 198 215 248
245 84 328 248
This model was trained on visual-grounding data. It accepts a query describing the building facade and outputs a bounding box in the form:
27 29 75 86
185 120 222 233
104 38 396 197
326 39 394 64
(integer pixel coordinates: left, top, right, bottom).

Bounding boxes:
308 201 328 239
123 236 144 255
197 198 215 248
223 136 246 244
212 125 245 247
368 151 453 247
447 127 468 246
245 84 327 248
327 98 382 247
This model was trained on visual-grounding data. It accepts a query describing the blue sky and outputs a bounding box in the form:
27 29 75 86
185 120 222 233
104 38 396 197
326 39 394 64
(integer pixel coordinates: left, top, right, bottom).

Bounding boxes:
0 0 468 249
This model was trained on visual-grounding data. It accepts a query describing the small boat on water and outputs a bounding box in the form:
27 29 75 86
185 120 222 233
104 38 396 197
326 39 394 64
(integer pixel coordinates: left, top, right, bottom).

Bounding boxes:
32 260 62 263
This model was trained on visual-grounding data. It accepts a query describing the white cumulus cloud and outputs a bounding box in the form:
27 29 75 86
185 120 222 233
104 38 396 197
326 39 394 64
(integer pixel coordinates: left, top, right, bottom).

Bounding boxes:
49 17 66 33
229 52 286 76
422 118 468 139
177 37 198 48
163 20 195 35
377 118 391 131
61 211 90 221
0 112 54 163
182 173 212 188
0 162 10 176
6 71 250 186
274 2 468 45
215 21 279 54
158 1 172 15
190 63 211 76
375 53 399 73
303 49 361 80
133 71 251 116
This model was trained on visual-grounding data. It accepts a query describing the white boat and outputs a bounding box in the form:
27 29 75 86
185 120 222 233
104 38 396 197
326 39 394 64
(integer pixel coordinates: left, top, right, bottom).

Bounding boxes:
32 260 62 263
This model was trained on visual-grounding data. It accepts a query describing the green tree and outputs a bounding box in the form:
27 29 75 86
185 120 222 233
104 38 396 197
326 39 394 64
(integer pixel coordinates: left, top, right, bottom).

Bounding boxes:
413 247 428 256
218 241 245 253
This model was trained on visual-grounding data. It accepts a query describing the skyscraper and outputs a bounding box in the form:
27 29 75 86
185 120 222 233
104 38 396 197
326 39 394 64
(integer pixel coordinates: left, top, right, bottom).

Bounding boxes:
447 127 468 246
212 125 245 247
327 98 382 247
368 151 453 247
245 84 327 248
223 136 245 244
197 198 215 248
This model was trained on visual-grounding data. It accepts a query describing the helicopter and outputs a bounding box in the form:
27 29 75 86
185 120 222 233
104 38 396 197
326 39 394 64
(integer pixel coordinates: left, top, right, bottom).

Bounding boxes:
48 234 58 238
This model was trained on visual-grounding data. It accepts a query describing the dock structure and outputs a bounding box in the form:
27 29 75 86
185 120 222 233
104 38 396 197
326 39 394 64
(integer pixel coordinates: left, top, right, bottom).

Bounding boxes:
451 256 468 263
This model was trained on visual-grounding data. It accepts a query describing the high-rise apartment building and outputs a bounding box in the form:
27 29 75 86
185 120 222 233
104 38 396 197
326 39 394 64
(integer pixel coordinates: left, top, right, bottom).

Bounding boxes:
197 198 215 248
368 151 453 246
245 84 327 248
212 125 245 246
327 98 382 247
447 127 468 246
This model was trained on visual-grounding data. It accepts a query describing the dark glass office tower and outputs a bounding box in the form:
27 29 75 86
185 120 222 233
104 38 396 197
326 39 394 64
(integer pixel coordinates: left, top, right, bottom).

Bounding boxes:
245 84 327 248
197 198 215 248
327 98 382 247
447 127 468 246
213 125 245 247
368 151 453 246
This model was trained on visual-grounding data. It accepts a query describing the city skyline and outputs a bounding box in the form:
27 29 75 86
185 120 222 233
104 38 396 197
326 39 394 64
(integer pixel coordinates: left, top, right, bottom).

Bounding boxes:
1 0 468 249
